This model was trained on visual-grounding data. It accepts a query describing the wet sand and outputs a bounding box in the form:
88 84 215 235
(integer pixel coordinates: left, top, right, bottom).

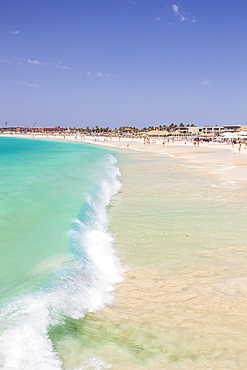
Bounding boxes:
94 140 247 369
84 135 247 182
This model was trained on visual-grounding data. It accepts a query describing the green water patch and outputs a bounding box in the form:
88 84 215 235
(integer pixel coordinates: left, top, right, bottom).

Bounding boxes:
48 314 211 369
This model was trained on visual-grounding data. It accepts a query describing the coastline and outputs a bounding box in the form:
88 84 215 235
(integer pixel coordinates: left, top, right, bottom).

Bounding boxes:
2 133 247 368
2 132 247 182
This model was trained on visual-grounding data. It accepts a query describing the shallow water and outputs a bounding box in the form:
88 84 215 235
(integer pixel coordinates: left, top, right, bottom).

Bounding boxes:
71 150 247 369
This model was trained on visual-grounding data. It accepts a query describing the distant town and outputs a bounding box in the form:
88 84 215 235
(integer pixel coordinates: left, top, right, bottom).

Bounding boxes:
1 123 247 137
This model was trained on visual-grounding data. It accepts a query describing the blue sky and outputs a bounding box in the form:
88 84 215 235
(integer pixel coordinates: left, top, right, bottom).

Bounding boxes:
0 0 246 128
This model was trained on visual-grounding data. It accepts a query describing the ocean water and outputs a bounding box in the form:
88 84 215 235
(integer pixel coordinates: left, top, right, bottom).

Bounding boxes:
1 138 247 369
0 137 123 369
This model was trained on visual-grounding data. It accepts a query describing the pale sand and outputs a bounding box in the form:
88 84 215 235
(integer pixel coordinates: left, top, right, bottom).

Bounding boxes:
90 136 247 368
84 135 247 182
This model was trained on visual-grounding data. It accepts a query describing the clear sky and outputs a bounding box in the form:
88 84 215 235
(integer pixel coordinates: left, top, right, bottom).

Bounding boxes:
1 0 246 128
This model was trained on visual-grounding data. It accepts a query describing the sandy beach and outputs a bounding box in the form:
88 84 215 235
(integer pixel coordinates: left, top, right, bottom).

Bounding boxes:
85 134 247 368
85 134 247 182
100 139 247 369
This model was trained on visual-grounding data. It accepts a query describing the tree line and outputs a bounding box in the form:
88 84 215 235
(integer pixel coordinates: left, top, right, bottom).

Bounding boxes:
69 123 196 134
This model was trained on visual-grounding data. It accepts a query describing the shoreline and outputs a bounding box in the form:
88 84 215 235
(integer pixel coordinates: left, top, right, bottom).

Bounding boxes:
84 135 247 369
2 132 247 181
2 133 247 368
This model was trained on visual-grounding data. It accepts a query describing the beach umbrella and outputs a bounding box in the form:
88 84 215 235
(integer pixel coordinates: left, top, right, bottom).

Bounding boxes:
237 131 247 138
220 132 239 139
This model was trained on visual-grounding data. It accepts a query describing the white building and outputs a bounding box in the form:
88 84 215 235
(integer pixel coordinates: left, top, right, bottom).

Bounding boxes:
198 126 224 135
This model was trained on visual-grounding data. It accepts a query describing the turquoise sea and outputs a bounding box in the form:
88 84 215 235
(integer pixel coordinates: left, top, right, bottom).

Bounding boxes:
0 137 123 369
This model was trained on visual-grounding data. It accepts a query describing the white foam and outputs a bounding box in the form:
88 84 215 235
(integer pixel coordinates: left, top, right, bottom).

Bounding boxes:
187 163 237 172
0 154 123 369
69 354 112 370
159 152 175 157
213 165 237 172
211 180 239 190
0 295 62 369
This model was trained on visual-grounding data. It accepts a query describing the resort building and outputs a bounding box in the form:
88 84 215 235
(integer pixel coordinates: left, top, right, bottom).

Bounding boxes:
222 125 242 132
177 126 200 135
198 126 224 135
